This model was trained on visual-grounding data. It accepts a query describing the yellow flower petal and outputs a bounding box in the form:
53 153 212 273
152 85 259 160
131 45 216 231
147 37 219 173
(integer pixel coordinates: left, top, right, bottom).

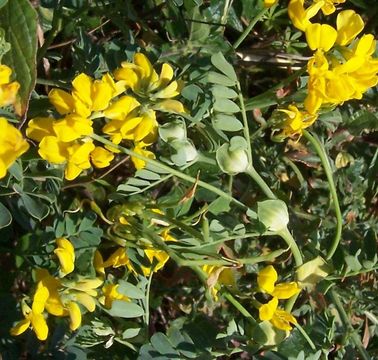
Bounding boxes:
131 144 155 170
103 95 140 120
30 313 49 340
10 319 31 337
68 302 82 331
336 10 364 46
74 293 96 312
26 117 55 142
48 89 75 115
259 297 278 321
32 283 49 314
134 53 159 86
305 23 337 52
91 80 114 112
154 99 185 113
270 309 297 331
0 81 20 107
94 250 105 275
272 282 301 299
90 146 114 168
0 64 12 84
54 238 75 276
257 265 277 294
72 73 93 108
288 0 324 31
53 115 93 142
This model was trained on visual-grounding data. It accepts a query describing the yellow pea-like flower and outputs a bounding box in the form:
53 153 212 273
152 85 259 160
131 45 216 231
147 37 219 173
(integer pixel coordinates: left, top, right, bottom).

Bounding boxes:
288 0 323 32
0 64 20 108
90 146 114 168
10 283 49 341
54 238 75 276
0 117 30 179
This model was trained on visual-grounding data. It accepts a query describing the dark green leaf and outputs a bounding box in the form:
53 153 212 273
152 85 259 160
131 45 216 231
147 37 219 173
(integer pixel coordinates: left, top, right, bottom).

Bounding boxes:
107 300 145 318
0 202 12 229
211 52 237 81
0 0 38 116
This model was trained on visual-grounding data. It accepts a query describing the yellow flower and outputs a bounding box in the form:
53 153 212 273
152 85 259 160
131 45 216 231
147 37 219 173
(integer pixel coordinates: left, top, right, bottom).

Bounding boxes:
35 269 67 317
131 142 156 170
257 266 300 331
64 141 96 180
54 238 75 276
0 64 20 108
10 282 49 341
0 117 29 179
52 114 93 143
202 265 236 301
103 108 157 146
288 0 324 31
258 265 300 298
305 23 337 52
259 297 297 331
313 0 345 16
274 104 318 139
264 0 278 7
100 284 130 309
114 53 185 112
90 146 114 168
48 73 120 118
102 247 131 268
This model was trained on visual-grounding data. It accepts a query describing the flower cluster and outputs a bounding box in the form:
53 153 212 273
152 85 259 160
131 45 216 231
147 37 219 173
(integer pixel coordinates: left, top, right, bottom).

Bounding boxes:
27 53 184 180
257 265 300 331
273 1 378 139
0 64 29 179
11 238 103 340
11 206 176 341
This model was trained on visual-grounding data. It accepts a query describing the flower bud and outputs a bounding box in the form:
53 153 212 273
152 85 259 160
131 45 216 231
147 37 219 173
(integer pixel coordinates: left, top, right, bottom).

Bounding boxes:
257 199 289 232
159 120 187 142
216 137 249 175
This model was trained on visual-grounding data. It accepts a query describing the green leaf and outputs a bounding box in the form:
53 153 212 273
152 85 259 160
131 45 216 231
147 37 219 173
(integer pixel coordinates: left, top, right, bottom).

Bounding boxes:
211 52 237 82
0 0 38 116
118 281 145 299
212 85 238 99
213 99 240 113
213 114 243 131
20 193 50 220
150 332 179 356
208 197 231 215
107 300 145 318
0 202 12 228
208 71 236 86
0 0 8 9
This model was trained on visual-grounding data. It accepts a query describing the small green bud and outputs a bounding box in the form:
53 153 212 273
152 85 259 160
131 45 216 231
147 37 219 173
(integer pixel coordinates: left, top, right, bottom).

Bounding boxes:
216 137 249 175
159 120 187 142
257 199 289 232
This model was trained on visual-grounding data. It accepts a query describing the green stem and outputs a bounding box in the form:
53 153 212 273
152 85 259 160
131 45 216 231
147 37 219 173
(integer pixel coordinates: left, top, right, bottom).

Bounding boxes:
193 266 257 324
278 228 303 267
279 228 303 313
303 130 342 260
245 166 276 199
237 81 253 165
294 323 316 351
91 134 248 211
144 272 153 326
329 288 370 360
223 292 257 324
232 8 268 50
37 1 64 62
